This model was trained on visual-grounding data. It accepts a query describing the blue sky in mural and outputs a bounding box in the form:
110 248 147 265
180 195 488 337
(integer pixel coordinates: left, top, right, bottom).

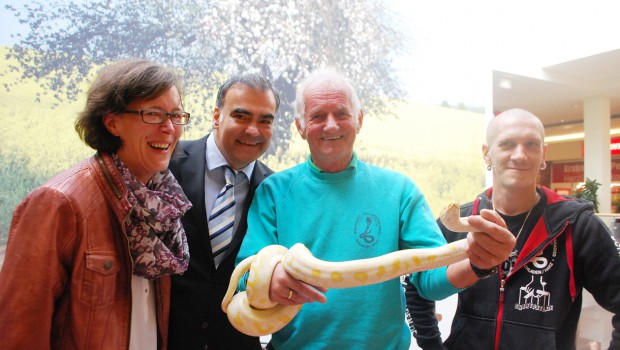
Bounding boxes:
2 0 619 107
0 1 24 45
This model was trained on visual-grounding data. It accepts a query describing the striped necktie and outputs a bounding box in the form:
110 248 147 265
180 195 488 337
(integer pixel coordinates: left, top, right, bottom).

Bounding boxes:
209 166 236 267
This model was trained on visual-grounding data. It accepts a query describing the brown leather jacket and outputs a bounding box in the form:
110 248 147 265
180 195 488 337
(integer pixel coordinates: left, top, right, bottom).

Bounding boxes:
0 152 170 350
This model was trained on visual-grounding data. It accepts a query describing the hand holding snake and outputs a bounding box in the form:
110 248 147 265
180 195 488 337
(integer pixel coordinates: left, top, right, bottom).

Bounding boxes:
222 203 513 336
443 204 515 270
269 262 327 306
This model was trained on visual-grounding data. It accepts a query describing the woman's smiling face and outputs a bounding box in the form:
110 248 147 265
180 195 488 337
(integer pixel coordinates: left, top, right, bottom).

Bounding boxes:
103 86 184 183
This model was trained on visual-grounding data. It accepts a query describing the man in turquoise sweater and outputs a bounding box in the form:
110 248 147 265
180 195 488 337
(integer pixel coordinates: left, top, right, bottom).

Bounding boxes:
236 68 516 349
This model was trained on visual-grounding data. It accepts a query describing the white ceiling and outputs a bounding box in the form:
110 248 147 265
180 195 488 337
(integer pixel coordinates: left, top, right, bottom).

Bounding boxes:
492 48 620 138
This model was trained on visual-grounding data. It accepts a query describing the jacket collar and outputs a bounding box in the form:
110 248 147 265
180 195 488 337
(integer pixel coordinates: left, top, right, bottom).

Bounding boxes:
91 152 132 222
474 186 593 269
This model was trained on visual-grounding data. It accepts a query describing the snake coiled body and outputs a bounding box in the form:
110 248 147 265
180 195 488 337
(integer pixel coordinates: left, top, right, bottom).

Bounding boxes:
222 203 473 336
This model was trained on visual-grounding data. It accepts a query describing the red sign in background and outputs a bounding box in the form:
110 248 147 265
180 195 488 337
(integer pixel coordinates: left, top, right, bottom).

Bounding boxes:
612 137 620 155
552 162 584 183
555 137 620 183
581 137 620 156
552 159 620 183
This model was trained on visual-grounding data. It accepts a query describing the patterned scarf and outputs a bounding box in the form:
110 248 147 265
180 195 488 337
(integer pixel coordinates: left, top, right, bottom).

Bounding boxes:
113 154 192 279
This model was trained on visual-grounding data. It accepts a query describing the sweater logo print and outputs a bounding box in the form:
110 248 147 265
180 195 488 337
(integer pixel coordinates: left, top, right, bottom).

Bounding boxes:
514 275 553 312
514 240 558 313
354 214 381 248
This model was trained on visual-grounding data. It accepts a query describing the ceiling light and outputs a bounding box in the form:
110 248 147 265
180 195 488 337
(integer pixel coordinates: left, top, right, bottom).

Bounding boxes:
545 133 584 143
545 128 620 143
498 78 512 89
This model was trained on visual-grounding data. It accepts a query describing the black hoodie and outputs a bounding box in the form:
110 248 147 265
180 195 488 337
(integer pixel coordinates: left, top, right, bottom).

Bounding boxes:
406 186 620 350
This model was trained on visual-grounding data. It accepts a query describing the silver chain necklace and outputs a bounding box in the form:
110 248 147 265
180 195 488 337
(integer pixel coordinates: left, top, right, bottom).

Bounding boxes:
508 206 533 259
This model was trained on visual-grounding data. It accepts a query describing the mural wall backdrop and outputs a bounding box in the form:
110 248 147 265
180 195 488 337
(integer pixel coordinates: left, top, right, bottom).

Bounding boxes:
0 0 486 243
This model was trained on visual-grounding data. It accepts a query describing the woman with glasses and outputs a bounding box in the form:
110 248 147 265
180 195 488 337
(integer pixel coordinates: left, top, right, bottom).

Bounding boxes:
0 59 192 350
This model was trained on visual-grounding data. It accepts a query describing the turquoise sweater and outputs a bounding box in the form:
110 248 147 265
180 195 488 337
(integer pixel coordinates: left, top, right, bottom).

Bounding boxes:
237 154 460 349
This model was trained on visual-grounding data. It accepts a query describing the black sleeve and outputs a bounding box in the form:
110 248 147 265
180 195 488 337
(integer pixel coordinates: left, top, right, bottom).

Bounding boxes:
403 215 460 350
403 276 447 350
404 211 468 349
573 212 620 349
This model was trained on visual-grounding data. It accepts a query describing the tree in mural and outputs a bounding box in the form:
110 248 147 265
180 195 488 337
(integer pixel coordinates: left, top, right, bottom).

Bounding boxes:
3 0 405 154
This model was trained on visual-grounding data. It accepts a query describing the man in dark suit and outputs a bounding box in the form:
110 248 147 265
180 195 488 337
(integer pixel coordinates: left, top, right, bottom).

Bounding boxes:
168 74 280 350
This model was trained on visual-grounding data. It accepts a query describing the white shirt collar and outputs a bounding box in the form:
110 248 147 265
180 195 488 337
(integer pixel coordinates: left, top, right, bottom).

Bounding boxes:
206 133 255 181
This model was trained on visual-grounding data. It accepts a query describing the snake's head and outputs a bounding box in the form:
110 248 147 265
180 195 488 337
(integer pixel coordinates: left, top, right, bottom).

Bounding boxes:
440 202 474 232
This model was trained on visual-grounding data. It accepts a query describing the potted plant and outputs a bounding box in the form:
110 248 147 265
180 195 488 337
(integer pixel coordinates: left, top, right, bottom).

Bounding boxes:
573 177 601 213
612 194 620 213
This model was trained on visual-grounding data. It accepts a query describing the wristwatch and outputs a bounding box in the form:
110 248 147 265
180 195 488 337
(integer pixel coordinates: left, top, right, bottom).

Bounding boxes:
470 262 498 279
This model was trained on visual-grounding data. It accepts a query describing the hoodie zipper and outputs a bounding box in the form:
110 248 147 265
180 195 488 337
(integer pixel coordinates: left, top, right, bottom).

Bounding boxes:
493 231 564 350
495 278 507 350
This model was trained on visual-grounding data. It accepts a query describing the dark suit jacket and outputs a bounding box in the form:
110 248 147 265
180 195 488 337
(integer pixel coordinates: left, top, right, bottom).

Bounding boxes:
167 135 273 350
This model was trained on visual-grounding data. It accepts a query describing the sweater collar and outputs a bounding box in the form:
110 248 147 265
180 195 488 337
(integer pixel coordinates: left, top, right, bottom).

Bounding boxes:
306 152 358 182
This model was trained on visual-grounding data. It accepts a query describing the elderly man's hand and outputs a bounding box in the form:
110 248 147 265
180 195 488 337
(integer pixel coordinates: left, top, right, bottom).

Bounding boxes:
465 209 516 270
269 263 328 306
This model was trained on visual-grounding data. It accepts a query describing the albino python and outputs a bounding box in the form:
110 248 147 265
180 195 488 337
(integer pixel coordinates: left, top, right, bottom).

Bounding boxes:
221 202 474 337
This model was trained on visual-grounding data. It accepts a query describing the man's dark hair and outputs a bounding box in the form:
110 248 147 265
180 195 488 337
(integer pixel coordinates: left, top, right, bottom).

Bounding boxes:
215 74 280 111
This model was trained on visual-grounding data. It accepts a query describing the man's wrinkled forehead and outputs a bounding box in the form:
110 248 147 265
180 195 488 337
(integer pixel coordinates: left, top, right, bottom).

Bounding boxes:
304 84 353 113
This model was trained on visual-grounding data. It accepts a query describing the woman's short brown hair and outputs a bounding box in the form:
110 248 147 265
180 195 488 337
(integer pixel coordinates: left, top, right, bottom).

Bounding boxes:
75 59 182 153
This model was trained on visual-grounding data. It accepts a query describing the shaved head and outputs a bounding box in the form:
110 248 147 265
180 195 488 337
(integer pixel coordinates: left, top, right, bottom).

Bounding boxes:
487 108 545 146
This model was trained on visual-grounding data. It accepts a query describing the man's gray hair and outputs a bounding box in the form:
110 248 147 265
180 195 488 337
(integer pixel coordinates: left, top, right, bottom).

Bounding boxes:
294 68 362 130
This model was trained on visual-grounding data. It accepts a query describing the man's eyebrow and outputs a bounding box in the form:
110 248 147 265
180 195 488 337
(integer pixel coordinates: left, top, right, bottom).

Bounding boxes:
309 105 351 115
230 108 252 116
336 105 351 113
231 107 274 120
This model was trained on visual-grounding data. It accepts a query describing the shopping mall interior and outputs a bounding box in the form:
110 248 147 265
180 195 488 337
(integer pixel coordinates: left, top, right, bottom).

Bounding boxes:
492 48 620 214
483 47 620 350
